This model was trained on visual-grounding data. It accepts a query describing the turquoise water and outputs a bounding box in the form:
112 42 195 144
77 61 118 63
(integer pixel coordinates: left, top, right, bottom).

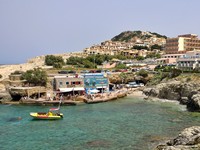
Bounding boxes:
1 96 200 150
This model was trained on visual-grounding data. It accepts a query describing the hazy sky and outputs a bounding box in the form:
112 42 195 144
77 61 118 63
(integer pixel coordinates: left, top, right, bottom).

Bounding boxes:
0 0 200 64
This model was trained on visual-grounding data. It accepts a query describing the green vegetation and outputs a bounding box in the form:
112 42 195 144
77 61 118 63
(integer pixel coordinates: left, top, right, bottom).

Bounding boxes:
115 63 127 69
146 52 161 59
136 69 148 78
21 68 48 86
45 55 65 68
149 32 167 39
111 31 141 42
132 45 149 50
136 56 145 61
111 30 167 42
147 68 182 85
119 72 128 84
0 74 2 78
151 44 162 50
66 54 128 69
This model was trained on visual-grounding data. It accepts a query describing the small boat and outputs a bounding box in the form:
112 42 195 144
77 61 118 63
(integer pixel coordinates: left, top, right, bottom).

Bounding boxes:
30 98 63 120
30 111 63 120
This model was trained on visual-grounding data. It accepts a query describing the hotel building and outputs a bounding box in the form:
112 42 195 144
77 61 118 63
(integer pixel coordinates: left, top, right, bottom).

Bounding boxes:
165 34 200 54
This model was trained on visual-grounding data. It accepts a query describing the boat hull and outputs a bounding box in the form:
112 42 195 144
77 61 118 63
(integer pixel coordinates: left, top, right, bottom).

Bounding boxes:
30 112 63 120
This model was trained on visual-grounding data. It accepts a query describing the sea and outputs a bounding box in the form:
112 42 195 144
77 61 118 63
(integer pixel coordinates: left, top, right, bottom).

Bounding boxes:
1 96 200 150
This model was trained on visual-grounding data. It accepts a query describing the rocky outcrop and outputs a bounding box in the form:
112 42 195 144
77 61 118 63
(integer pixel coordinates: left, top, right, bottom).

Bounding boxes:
143 82 200 111
155 126 200 150
8 86 46 100
0 89 12 103
187 93 200 111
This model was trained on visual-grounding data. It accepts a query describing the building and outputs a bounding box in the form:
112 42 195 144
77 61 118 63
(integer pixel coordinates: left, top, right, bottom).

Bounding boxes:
176 50 200 71
156 54 184 64
53 76 84 94
165 34 200 54
120 49 148 58
83 73 109 94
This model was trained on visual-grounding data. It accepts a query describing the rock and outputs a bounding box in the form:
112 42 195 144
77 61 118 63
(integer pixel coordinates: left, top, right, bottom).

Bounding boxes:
156 144 200 150
143 88 159 97
180 97 189 105
155 126 200 150
187 93 200 111
143 82 200 111
0 91 12 102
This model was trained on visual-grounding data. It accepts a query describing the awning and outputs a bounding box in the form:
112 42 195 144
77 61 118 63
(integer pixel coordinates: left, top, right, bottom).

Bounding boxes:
59 88 73 92
89 89 99 94
73 87 84 91
59 87 85 93
96 86 107 89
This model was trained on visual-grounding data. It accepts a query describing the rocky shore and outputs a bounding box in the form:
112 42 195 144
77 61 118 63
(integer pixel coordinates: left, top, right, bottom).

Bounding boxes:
139 77 200 149
143 81 200 112
155 126 200 150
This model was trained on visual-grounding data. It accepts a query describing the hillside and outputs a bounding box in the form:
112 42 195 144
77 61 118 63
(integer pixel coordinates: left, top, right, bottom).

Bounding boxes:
111 31 167 42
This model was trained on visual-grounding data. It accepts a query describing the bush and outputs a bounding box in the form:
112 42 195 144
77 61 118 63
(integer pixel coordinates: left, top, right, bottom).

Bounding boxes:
45 55 64 68
53 62 63 69
137 69 148 78
169 68 182 78
115 63 127 69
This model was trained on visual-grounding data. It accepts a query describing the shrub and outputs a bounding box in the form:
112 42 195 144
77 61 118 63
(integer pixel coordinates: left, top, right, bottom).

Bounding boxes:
169 68 182 78
45 55 64 68
137 69 148 78
21 68 48 86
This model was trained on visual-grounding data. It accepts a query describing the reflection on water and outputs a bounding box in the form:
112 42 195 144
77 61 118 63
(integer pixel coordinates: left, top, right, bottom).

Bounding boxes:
0 96 200 150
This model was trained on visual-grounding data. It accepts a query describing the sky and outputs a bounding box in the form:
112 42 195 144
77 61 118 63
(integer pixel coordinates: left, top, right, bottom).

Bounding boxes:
0 0 200 64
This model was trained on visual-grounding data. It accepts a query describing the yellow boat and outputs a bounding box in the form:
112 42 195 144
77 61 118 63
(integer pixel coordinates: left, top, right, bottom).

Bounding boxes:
30 98 64 120
30 111 63 120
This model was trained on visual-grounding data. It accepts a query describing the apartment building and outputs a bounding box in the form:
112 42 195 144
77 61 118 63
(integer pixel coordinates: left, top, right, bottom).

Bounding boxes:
176 50 200 71
165 34 200 54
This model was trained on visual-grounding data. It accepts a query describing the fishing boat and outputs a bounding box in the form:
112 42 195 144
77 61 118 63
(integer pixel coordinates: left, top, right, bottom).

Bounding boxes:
30 98 63 120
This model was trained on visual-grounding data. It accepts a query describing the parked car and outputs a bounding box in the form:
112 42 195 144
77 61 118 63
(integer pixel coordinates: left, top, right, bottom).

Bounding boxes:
126 82 144 88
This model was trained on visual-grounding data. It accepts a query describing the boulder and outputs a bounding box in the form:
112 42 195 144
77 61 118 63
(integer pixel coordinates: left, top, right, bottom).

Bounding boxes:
180 97 189 105
187 93 200 111
156 126 200 150
143 88 159 97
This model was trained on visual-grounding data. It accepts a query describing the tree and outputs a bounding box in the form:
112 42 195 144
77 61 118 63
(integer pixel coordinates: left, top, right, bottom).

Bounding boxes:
119 72 127 84
151 44 162 50
21 68 48 86
45 55 65 68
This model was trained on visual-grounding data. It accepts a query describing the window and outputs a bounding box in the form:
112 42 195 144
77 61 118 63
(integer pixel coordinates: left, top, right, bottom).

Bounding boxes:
60 82 63 85
72 82 76 85
75 81 81 85
66 82 69 85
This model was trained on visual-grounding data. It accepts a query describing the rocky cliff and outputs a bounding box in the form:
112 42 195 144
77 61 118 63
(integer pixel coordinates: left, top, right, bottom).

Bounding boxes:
143 80 200 112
